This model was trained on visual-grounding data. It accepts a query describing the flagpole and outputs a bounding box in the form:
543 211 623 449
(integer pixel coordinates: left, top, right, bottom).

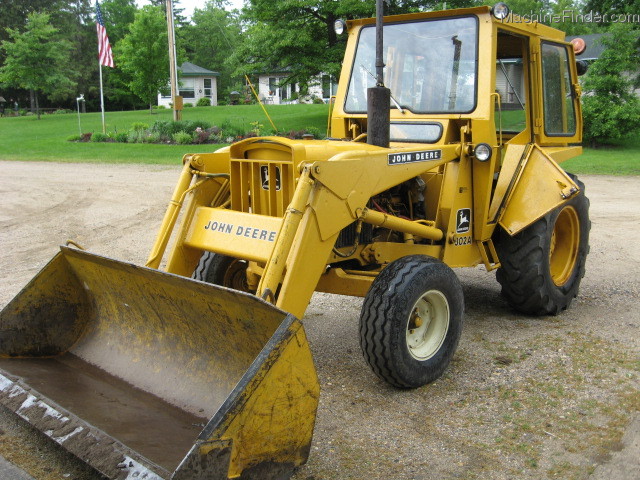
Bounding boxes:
99 62 106 134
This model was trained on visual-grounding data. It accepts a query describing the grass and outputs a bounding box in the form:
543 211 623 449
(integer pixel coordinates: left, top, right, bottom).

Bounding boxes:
563 136 640 176
0 104 637 174
0 104 330 164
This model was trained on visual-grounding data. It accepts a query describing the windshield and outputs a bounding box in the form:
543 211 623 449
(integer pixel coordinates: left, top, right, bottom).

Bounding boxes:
345 16 478 114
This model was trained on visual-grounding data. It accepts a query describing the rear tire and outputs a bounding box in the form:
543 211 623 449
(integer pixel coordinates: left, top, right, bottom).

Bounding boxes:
192 252 254 293
359 255 464 388
495 176 590 315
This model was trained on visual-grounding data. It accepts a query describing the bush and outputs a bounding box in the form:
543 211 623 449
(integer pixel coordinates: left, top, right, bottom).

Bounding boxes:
196 97 212 107
183 102 194 108
114 132 128 143
150 119 211 139
66 134 82 142
127 130 142 143
173 131 193 144
90 132 108 142
143 132 161 143
131 122 149 132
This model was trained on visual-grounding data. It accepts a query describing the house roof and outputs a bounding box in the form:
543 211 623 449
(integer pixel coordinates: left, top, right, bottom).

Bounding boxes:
179 62 220 77
566 34 606 61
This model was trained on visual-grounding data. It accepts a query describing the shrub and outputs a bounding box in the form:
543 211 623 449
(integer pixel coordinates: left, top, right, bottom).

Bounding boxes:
143 132 161 143
90 132 108 142
183 102 194 108
173 131 193 144
131 122 149 132
150 119 211 138
127 130 142 143
114 132 128 143
66 134 82 142
196 97 212 107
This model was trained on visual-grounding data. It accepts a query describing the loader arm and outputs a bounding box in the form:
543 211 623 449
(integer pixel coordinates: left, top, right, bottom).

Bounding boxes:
266 145 462 318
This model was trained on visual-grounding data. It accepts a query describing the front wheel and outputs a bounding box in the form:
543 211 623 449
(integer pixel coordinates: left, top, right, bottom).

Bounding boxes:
359 255 464 388
495 176 590 315
192 251 254 293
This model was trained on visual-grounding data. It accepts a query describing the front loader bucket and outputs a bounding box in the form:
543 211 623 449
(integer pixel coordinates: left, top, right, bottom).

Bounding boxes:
0 247 319 480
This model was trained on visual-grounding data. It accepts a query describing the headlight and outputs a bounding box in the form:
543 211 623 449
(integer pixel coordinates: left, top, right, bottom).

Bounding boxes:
491 2 510 20
334 19 347 35
474 143 492 162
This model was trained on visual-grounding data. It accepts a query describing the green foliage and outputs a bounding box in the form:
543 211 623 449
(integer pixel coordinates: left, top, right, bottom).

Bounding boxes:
66 134 82 142
183 102 194 108
180 2 242 94
581 24 640 145
197 97 212 107
172 131 193 144
116 6 170 111
114 132 129 143
100 0 137 43
232 0 462 88
131 122 149 132
91 132 108 142
0 12 75 118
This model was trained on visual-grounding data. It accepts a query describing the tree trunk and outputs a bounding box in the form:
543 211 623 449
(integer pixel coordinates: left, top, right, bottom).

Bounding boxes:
35 93 40 120
30 90 36 113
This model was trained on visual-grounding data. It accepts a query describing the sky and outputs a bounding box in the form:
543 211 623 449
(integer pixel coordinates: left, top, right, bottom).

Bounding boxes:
136 0 246 20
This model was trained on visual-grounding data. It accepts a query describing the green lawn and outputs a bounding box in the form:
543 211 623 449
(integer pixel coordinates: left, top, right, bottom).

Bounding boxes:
563 136 640 175
0 104 330 164
0 104 637 174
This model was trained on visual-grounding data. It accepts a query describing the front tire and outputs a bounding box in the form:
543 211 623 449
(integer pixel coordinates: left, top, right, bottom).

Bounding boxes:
192 252 254 293
495 176 590 315
359 255 464 388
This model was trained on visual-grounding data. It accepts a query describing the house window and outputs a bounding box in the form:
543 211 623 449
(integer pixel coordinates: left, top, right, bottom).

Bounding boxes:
322 75 337 99
204 78 212 97
180 78 195 98
269 77 277 96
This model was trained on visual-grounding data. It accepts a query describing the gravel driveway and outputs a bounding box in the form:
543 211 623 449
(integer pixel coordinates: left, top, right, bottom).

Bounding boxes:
0 161 638 480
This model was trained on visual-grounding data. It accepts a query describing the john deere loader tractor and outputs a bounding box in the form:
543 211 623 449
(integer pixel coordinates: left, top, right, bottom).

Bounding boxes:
0 4 590 479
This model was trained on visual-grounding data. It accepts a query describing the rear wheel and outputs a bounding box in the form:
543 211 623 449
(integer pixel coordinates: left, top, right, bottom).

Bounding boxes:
495 176 590 315
192 252 254 293
359 255 464 388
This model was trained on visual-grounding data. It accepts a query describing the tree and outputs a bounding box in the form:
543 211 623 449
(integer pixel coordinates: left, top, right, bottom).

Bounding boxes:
117 5 170 111
180 0 242 96
100 0 137 43
581 23 640 145
232 1 462 89
100 0 143 110
0 11 75 118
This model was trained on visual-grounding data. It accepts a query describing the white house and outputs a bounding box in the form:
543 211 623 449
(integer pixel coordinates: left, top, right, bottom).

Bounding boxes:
158 62 220 107
256 73 338 104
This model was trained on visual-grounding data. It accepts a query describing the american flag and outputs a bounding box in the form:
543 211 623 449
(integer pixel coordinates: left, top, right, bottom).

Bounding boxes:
95 1 114 68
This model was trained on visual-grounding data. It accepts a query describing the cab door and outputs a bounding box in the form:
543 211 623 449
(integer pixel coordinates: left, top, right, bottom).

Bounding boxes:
533 38 582 145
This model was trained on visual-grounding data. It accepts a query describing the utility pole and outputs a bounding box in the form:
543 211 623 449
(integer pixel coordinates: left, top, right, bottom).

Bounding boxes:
166 0 181 121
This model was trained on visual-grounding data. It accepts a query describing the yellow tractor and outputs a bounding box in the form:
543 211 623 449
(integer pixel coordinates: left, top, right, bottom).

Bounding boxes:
0 4 590 479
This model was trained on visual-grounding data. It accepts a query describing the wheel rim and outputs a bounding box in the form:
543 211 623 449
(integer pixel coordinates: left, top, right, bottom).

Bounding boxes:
549 205 580 287
405 290 450 361
223 259 250 292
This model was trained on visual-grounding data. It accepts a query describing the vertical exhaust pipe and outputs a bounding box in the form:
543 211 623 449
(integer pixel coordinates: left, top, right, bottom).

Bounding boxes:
367 0 390 148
